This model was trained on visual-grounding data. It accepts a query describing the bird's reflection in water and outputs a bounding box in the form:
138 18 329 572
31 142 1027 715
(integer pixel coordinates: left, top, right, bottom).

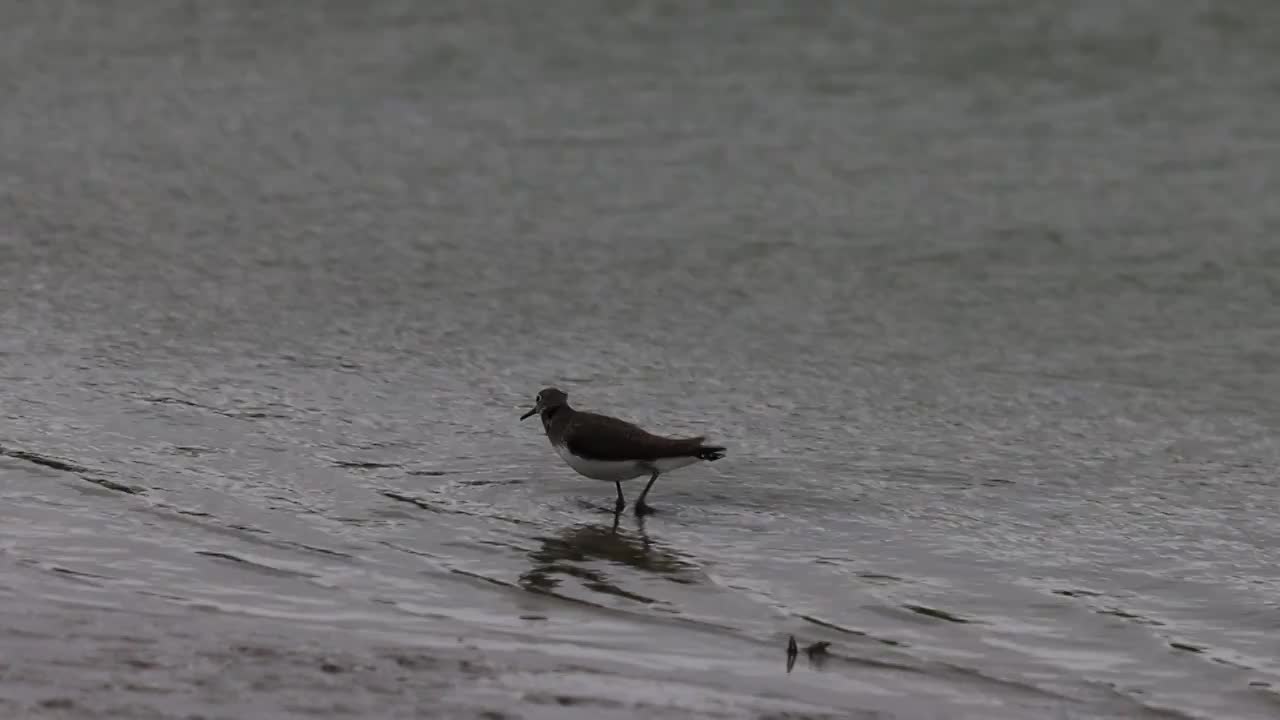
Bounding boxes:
519 514 698 604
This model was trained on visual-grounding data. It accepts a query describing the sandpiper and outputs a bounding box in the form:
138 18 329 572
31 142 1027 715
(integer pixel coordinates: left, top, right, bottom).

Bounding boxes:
520 387 725 515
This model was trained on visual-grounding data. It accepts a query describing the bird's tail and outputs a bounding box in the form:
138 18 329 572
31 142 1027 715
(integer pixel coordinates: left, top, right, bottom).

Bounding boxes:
696 445 726 461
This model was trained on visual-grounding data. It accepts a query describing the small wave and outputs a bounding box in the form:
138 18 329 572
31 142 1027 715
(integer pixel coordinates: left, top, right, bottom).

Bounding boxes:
193 550 317 579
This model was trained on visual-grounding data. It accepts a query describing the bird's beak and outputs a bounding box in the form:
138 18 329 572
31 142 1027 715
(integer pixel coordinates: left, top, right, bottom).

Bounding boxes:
519 406 538 421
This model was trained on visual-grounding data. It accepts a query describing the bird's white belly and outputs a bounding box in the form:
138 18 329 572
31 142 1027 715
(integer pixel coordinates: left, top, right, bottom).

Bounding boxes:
553 444 647 481
552 444 696 482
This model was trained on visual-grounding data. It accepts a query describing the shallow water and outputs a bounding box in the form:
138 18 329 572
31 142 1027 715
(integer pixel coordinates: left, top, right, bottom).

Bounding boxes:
3 1 1280 718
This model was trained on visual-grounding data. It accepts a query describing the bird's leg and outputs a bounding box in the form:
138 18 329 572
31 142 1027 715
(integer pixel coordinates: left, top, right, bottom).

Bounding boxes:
635 470 660 515
614 481 626 513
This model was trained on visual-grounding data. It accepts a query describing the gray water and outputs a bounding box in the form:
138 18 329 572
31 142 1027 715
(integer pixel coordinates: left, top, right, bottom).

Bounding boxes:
3 1 1280 718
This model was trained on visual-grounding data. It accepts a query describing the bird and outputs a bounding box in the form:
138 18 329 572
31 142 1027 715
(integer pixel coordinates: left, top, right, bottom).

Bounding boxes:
520 387 725 515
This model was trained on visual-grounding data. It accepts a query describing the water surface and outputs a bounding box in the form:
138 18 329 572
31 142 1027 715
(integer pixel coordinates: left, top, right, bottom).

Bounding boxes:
2 1 1280 718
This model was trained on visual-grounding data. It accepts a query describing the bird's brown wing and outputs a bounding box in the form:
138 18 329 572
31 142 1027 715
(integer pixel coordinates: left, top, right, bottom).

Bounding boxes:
562 412 706 462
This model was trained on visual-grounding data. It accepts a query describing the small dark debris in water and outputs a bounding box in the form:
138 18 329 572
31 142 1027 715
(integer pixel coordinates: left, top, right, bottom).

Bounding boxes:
521 692 622 709
319 661 344 674
177 509 214 517
1249 680 1270 687
786 635 798 673
407 469 449 476
805 640 833 668
519 615 547 621
1053 589 1102 598
904 604 971 624
81 476 144 494
1 447 88 473
334 460 402 469
477 711 509 720
1170 642 1204 654
806 641 832 658
38 698 75 710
